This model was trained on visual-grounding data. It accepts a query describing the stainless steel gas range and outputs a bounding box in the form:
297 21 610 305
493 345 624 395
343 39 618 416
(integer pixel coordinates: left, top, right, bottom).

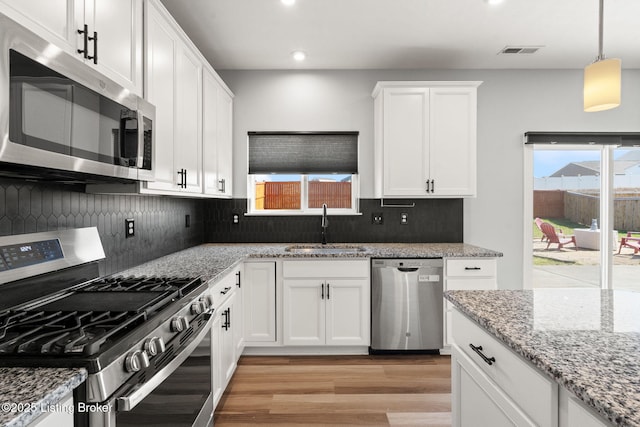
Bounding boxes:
0 228 214 427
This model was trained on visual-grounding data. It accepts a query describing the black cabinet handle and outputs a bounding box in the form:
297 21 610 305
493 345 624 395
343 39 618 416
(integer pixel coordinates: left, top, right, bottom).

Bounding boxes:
219 178 226 193
77 24 89 59
222 309 229 330
465 267 482 271
226 307 231 329
326 283 330 299
425 180 430 192
236 271 241 288
177 169 188 188
220 287 231 295
321 283 324 300
88 31 98 64
469 343 496 365
431 179 435 193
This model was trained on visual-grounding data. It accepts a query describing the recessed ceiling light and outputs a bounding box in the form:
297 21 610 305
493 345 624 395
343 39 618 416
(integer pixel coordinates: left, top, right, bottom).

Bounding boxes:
292 50 306 61
281 0 296 6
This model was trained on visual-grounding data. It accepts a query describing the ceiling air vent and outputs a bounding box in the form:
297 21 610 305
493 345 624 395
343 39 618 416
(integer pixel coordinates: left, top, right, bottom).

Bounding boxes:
499 46 542 55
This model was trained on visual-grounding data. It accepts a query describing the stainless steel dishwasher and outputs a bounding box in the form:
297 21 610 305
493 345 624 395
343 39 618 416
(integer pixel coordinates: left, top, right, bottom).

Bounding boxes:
371 258 443 353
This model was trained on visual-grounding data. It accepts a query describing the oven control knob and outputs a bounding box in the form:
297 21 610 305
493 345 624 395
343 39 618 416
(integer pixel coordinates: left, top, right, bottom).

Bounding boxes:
201 297 212 311
144 337 166 357
171 316 189 332
125 350 150 373
191 302 204 315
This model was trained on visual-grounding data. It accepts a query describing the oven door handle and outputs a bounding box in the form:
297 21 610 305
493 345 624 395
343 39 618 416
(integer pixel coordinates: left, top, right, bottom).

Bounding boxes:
116 312 213 412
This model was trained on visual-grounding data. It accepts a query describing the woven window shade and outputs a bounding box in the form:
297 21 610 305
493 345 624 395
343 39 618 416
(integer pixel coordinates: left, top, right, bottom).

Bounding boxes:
524 132 640 146
248 132 359 174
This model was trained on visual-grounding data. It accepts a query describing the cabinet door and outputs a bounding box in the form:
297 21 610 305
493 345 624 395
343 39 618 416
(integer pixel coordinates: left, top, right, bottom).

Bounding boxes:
244 262 277 343
220 294 236 387
202 67 219 195
429 87 477 196
90 0 143 94
174 43 203 193
0 0 75 56
382 87 430 196
283 279 325 346
216 86 233 197
325 279 370 346
144 2 177 191
452 345 535 427
233 267 244 355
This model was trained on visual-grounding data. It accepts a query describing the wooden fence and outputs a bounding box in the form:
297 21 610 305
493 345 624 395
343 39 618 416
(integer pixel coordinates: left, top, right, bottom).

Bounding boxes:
564 191 640 231
255 181 352 210
533 190 565 218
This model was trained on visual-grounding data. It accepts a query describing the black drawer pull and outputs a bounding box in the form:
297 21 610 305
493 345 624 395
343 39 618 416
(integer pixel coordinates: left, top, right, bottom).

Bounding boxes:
465 267 482 271
469 343 496 365
220 287 231 295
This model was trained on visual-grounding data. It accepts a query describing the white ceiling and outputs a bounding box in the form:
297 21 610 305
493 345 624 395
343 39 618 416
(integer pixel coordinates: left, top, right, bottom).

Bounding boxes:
159 0 640 71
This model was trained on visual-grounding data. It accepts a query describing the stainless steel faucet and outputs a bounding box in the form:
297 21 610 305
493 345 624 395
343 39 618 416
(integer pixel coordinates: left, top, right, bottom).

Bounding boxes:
321 203 328 245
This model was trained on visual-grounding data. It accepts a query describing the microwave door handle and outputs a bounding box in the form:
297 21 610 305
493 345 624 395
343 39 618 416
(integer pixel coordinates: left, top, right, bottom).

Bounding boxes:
116 317 212 411
136 110 145 168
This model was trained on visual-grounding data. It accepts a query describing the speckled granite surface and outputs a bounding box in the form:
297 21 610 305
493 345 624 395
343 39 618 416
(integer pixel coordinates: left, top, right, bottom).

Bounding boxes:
118 242 502 283
0 367 86 427
445 289 640 427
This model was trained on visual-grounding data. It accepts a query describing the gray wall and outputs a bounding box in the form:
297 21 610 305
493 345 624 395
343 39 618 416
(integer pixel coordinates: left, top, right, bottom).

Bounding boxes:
219 68 640 289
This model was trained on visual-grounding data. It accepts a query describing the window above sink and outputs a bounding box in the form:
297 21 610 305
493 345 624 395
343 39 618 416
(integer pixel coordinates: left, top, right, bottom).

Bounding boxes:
246 132 360 216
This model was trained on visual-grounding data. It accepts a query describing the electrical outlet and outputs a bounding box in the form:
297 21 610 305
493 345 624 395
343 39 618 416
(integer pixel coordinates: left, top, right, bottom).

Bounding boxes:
233 214 240 224
372 212 384 225
185 214 191 228
400 212 408 225
125 218 135 238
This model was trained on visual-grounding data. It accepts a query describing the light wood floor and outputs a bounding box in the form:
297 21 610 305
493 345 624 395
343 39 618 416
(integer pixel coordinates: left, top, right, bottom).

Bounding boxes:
214 355 452 426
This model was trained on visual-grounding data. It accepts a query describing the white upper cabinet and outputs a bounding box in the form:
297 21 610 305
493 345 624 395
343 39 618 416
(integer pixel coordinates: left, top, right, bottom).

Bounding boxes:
373 81 481 198
0 0 143 95
143 0 209 195
203 66 234 197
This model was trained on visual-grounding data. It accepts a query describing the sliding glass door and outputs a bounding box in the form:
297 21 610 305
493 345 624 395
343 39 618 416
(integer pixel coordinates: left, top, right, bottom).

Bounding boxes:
530 144 640 290
612 147 640 291
532 147 601 288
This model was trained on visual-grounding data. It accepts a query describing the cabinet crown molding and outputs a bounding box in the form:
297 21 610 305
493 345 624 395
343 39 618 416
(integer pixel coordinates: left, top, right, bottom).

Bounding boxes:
372 81 482 97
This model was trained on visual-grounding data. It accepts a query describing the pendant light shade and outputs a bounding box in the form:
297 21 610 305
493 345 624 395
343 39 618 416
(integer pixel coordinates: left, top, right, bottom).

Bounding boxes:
583 0 621 112
584 58 621 112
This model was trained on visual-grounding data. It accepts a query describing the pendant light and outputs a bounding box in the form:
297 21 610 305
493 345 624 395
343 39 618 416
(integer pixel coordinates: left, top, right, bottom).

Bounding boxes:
583 0 621 112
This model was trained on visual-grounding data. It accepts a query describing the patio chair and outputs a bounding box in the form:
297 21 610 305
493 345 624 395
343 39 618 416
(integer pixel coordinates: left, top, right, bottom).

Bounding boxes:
618 232 640 255
534 218 547 241
540 222 577 250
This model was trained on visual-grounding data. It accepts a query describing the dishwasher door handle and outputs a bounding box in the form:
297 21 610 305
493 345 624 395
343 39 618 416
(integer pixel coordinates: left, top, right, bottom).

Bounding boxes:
397 267 419 272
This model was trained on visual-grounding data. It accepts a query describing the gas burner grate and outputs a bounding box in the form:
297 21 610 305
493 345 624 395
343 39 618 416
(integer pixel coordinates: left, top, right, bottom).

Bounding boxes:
0 310 145 356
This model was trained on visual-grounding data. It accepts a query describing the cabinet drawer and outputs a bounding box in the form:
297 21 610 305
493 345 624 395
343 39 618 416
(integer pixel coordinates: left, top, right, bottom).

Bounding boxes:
452 310 557 427
283 260 369 278
210 268 239 307
446 258 496 277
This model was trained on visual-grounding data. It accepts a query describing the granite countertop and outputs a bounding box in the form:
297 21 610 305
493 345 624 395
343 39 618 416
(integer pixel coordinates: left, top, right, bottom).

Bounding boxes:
445 289 640 427
118 242 502 283
0 367 86 427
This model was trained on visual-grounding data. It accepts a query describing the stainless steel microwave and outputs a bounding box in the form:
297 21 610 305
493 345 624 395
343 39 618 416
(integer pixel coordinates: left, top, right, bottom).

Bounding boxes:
0 14 154 182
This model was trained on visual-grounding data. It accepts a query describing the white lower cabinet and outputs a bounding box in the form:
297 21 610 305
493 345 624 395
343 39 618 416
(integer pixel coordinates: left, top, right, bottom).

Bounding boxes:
443 258 497 350
282 260 370 347
452 309 559 427
243 262 277 343
30 393 73 427
209 265 243 409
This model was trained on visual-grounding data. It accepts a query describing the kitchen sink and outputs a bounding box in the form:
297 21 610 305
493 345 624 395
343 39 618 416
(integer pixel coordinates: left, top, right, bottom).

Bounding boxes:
285 244 367 254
